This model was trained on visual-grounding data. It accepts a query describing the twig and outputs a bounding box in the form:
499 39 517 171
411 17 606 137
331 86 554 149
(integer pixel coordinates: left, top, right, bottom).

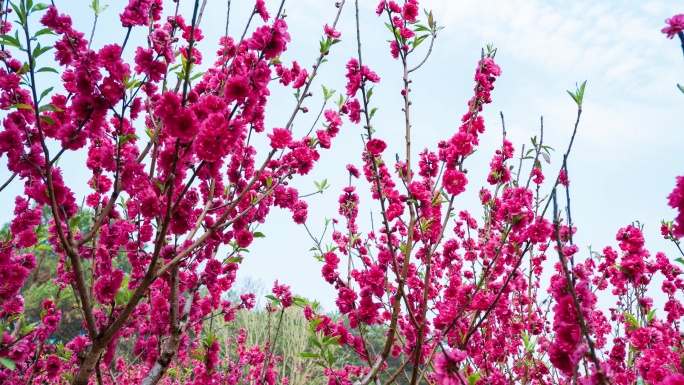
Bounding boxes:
552 191 608 385
0 171 16 192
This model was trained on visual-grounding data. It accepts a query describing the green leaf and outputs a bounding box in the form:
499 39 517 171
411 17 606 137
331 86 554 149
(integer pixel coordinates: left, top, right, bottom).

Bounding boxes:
296 352 320 359
223 256 243 264
578 80 587 101
34 27 56 38
678 84 684 94
153 179 165 192
467 372 481 385
40 115 55 125
190 71 205 81
89 0 109 14
22 321 38 335
265 294 279 306
31 3 50 12
10 3 25 26
0 34 22 48
567 80 587 108
118 133 139 145
115 284 133 306
328 334 341 346
37 67 59 74
0 357 15 371
32 43 52 58
412 34 428 49
623 312 640 330
253 232 265 238
293 297 308 307
319 37 327 54
9 103 33 111
189 353 204 361
39 86 54 101
309 337 323 349
39 104 63 113
321 84 335 101
369 107 378 119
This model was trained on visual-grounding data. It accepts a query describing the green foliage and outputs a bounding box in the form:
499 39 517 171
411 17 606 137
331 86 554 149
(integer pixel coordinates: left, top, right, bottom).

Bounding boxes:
89 0 108 15
567 80 587 108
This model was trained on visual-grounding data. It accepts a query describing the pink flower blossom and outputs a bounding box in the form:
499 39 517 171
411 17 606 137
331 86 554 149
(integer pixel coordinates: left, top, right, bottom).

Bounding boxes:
268 128 292 149
247 19 291 60
667 176 684 237
376 1 387 15
134 47 166 82
390 40 400 59
120 0 163 27
255 0 269 21
661 374 684 385
272 280 293 307
531 167 544 184
366 138 387 156
662 14 684 39
559 169 569 186
434 349 467 385
402 1 419 23
346 98 361 123
324 24 341 38
346 164 360 178
0 20 12 35
442 169 467 196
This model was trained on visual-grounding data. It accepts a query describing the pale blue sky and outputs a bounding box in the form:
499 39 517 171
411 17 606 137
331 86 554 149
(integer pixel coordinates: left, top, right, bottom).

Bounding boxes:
1 0 682 311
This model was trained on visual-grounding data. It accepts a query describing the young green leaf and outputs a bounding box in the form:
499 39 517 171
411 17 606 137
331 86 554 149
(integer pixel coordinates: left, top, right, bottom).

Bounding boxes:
467 372 481 385
40 115 55 125
0 358 16 371
567 80 587 108
224 256 243 264
296 352 320 359
9 103 34 111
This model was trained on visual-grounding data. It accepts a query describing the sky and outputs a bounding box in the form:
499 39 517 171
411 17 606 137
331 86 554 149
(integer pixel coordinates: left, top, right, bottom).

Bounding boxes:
1 0 682 312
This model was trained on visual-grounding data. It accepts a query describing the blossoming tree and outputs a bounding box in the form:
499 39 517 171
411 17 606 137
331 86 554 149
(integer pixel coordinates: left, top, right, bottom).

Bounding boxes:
0 0 349 383
0 0 683 384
